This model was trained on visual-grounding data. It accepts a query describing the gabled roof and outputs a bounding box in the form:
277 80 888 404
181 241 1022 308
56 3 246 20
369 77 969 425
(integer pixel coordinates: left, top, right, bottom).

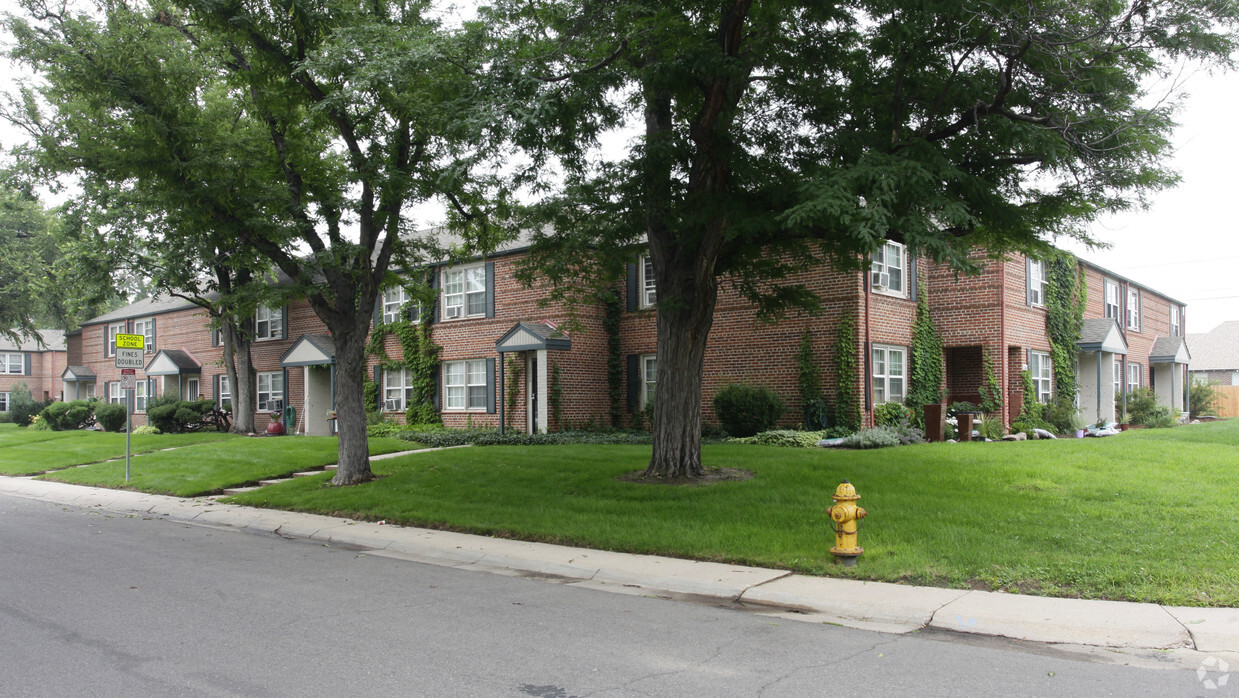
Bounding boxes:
281 334 336 367
1077 318 1128 355
1186 321 1239 371
1148 337 1190 364
83 294 213 327
496 321 571 352
61 365 97 382
0 329 66 352
145 349 203 375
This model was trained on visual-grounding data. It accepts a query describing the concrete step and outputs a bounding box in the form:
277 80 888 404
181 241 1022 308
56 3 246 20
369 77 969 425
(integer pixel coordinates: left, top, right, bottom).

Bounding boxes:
221 486 261 495
291 471 323 478
324 464 337 471
257 478 293 486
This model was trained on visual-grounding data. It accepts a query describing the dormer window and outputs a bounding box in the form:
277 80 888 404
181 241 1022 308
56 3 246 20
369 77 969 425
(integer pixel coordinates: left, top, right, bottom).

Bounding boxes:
870 242 905 296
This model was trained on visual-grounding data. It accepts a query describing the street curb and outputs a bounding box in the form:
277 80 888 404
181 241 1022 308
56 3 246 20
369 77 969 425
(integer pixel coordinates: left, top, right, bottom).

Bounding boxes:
3 476 1237 655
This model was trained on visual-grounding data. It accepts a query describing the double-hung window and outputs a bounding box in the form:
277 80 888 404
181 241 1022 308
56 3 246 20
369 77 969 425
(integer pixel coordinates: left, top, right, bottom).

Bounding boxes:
1028 259 1047 306
134 380 150 413
108 382 125 405
442 265 486 319
255 305 283 341
1028 351 1053 403
382 286 409 325
132 317 155 353
640 256 657 308
106 322 125 357
871 344 907 405
1126 288 1140 331
870 242 906 296
1170 306 1181 337
218 376 232 410
384 368 414 412
1113 361 1123 397
1127 363 1142 393
642 355 657 407
0 392 9 412
444 359 488 410
1 353 22 375
257 372 283 412
1104 280 1120 320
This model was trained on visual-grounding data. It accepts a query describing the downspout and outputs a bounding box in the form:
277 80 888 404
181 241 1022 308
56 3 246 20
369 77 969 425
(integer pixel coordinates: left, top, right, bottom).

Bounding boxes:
498 351 506 436
1096 350 1103 424
863 267 872 428
998 259 1007 429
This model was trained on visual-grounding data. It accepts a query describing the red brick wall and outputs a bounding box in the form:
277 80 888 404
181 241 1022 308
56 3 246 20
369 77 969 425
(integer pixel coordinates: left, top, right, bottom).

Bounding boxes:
0 349 65 405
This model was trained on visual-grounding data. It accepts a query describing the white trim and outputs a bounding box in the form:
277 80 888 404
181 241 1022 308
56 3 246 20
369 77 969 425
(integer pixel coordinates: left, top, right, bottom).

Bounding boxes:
1029 350 1053 403
870 242 906 297
255 305 283 341
1170 306 1181 337
0 392 9 412
441 264 486 320
382 286 409 325
1126 288 1140 331
0 353 22 375
107 322 125 357
218 375 232 410
256 371 283 412
871 344 907 404
641 354 657 408
383 367 413 412
1127 363 1142 393
640 255 657 309
443 359 487 411
1028 259 1047 307
133 317 155 353
1104 279 1120 320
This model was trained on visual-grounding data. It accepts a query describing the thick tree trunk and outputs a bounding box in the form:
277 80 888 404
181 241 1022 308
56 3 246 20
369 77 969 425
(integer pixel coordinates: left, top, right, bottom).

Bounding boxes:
222 320 257 434
331 326 373 486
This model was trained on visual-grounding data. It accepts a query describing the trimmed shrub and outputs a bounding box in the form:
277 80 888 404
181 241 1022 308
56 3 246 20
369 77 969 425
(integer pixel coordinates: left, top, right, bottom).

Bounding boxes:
7 383 41 427
1190 380 1218 419
96 403 127 432
40 401 71 430
40 400 96 431
132 425 161 435
713 384 785 438
394 429 654 447
874 402 913 427
148 400 230 433
729 429 828 448
1126 387 1175 428
839 426 902 449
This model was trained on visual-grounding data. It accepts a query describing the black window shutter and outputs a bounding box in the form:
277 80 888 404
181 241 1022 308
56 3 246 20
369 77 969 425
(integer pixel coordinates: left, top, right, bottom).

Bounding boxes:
486 357 497 413
24 353 31 376
103 327 109 358
626 263 639 312
213 375 220 407
864 342 872 411
374 365 383 410
149 318 157 353
430 267 440 324
431 366 440 410
104 381 109 403
909 257 919 302
485 262 496 318
627 354 640 411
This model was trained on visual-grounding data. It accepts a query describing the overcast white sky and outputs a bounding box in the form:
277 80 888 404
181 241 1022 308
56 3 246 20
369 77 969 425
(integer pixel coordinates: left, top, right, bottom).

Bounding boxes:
2 4 1235 334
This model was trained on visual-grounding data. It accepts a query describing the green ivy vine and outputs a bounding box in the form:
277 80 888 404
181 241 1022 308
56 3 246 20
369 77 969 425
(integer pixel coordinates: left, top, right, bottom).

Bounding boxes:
1044 252 1087 401
906 290 944 413
834 316 861 432
549 361 564 428
601 289 624 428
979 350 1003 417
797 329 829 429
367 284 442 425
505 354 522 429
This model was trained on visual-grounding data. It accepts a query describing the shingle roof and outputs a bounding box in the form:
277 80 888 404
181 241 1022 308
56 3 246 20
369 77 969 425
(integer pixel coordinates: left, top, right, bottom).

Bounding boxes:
1186 321 1239 371
1149 336 1190 364
1077 318 1127 354
0 329 66 352
83 294 212 326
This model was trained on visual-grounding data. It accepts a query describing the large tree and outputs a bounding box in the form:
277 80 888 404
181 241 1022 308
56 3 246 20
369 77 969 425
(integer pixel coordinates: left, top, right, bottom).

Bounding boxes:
7 0 496 480
491 0 1237 477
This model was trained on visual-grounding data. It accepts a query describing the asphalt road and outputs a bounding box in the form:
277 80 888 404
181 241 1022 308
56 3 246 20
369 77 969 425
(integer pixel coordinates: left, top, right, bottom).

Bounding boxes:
0 493 1226 697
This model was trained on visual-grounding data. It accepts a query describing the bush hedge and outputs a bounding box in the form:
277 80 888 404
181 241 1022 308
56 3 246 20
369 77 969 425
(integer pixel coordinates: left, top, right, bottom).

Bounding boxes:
394 429 655 447
39 400 97 431
147 400 231 433
95 403 127 432
712 384 785 437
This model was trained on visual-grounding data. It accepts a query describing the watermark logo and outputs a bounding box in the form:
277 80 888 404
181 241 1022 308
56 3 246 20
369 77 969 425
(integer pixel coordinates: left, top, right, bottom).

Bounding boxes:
1197 656 1231 691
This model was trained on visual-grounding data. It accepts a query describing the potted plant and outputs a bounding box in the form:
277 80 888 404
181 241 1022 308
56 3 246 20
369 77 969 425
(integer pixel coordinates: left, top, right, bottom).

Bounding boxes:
1069 411 1087 438
265 411 285 436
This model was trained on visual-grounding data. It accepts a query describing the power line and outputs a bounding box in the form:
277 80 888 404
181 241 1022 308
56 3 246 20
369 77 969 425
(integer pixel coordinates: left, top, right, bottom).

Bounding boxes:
1123 255 1239 270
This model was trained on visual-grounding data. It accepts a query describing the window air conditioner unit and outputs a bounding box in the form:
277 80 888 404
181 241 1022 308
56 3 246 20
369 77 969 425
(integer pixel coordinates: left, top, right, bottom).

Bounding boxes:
445 306 461 318
871 271 890 289
385 399 401 412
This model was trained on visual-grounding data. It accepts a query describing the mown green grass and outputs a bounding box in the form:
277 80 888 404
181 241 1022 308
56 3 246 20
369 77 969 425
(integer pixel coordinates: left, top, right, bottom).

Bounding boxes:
0 427 240 475
36 436 414 497
224 421 1239 607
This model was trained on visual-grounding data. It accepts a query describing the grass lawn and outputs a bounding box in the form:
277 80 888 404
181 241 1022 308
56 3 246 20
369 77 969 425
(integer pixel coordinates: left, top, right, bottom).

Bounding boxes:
0 424 239 476
36 436 414 497
223 420 1239 607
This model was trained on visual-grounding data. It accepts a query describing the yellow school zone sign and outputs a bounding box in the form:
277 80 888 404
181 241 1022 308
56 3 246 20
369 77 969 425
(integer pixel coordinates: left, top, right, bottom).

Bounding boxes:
115 333 145 349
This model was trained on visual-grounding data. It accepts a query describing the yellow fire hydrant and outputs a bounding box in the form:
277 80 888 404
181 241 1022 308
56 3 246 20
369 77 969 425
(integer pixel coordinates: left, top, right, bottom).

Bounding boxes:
827 480 867 566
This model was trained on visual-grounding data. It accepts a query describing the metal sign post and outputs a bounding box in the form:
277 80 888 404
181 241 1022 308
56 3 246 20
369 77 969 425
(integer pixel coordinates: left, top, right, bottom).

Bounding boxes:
115 334 145 483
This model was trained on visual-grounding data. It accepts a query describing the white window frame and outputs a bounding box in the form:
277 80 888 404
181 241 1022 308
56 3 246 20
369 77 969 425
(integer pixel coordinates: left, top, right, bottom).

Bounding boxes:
1127 363 1142 393
441 265 486 320
186 378 200 401
640 255 657 309
870 242 906 297
256 371 284 413
1029 351 1053 403
134 379 151 413
1 353 22 375
382 286 410 325
107 322 125 357
384 368 414 412
871 344 907 405
108 382 124 406
1114 361 1123 398
641 354 657 407
133 317 155 353
218 376 231 410
1170 306 1181 337
1028 259 1047 306
443 359 488 411
1104 280 1120 320
1126 288 1140 331
255 305 283 341
0 392 9 412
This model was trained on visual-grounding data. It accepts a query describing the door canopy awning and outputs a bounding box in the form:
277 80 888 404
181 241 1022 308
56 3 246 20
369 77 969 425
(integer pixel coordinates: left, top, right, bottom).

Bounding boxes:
495 322 571 353
145 349 202 376
1076 318 1128 355
1149 337 1191 364
62 365 97 382
281 334 337 367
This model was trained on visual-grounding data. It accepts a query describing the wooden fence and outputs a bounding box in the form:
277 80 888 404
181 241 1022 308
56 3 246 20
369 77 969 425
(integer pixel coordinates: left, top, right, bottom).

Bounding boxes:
1212 385 1239 418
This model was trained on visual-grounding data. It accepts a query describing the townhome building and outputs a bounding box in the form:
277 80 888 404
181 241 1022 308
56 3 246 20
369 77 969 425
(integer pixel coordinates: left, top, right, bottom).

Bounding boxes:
0 330 66 411
57 239 1190 434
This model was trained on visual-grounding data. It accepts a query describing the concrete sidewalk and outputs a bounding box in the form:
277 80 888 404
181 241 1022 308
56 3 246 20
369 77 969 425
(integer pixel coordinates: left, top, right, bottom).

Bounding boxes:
3 475 1236 658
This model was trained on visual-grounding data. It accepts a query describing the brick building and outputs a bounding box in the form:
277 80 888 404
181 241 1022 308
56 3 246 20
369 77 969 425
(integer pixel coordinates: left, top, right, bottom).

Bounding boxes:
54 239 1190 433
0 330 66 411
